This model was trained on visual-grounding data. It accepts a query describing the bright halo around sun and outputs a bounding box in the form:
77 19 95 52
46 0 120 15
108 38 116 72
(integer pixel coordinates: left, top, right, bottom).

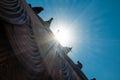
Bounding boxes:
55 27 71 46
51 21 74 46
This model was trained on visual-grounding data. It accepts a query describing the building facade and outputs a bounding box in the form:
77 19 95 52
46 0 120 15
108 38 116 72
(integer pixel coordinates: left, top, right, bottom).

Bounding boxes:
0 0 88 80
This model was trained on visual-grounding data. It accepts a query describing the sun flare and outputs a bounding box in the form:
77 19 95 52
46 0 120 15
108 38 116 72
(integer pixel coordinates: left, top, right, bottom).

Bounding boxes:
51 18 75 46
51 20 74 47
55 27 71 46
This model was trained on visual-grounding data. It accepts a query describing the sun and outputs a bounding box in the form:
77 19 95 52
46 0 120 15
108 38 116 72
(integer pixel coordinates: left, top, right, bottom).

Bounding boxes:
54 27 71 46
50 17 75 47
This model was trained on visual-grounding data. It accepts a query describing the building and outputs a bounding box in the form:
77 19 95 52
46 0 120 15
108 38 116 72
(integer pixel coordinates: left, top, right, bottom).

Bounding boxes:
0 0 88 80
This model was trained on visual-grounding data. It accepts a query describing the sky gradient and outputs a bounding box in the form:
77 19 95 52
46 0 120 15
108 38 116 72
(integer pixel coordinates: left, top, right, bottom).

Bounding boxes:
27 0 120 80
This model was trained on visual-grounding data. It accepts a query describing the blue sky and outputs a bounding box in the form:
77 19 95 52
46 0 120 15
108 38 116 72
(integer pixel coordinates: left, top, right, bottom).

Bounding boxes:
27 0 120 80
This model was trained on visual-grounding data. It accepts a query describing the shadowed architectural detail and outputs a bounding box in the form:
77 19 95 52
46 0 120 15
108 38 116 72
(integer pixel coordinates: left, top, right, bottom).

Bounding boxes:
91 78 96 80
63 47 72 54
45 18 53 28
0 0 89 80
29 4 44 14
77 61 83 69
32 7 44 14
